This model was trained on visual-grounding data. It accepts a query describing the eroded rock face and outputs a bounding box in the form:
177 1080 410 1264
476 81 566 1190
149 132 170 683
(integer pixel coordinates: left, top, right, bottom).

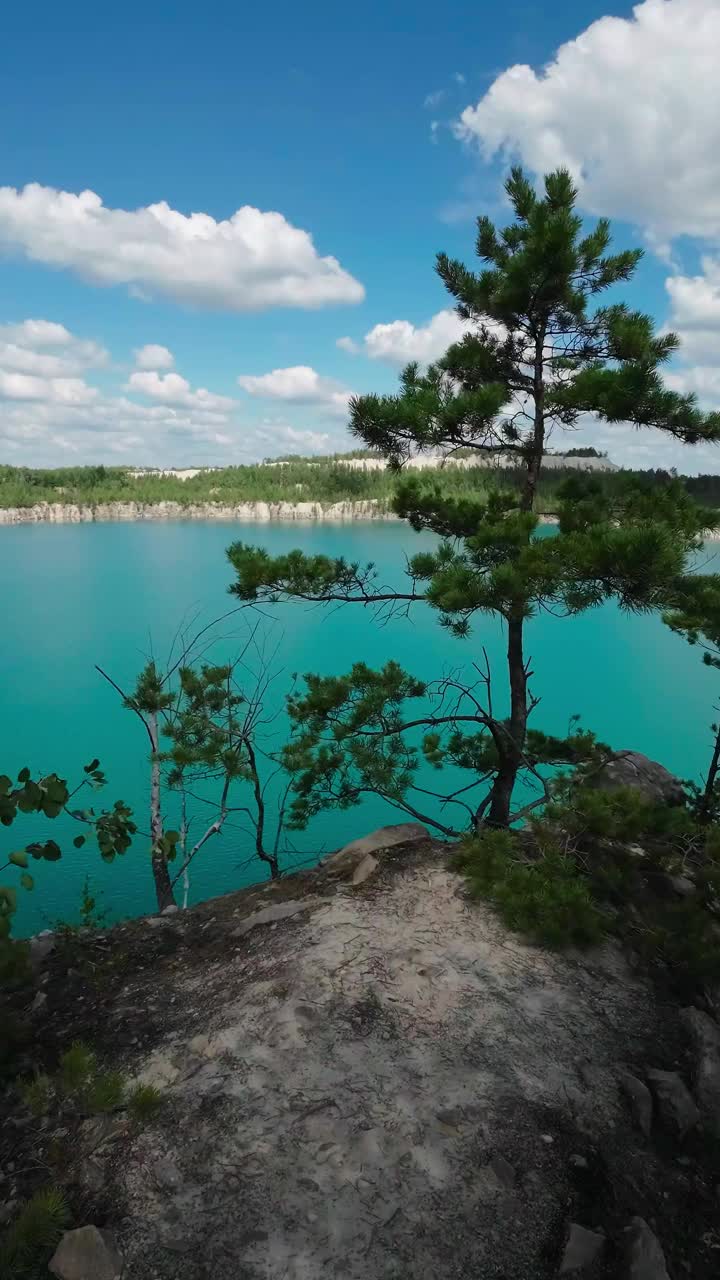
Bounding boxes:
681 1006 720 1135
646 1069 700 1139
114 863 667 1280
322 822 430 877
585 752 685 806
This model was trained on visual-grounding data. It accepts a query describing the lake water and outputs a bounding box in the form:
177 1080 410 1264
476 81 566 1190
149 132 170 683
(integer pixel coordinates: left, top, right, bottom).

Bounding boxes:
3 519 719 935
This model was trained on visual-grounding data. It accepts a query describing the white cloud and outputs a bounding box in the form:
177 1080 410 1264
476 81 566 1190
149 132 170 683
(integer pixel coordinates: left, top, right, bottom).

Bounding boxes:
361 308 471 365
424 89 445 109
0 318 107 377
454 72 466 86
666 258 720 364
336 336 360 354
237 365 353 416
257 423 333 454
0 184 365 311
134 343 174 370
127 370 235 412
0 372 97 404
456 0 720 241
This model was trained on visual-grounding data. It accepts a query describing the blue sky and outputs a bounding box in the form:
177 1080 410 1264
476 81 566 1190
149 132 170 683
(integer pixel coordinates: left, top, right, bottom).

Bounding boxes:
1 0 719 471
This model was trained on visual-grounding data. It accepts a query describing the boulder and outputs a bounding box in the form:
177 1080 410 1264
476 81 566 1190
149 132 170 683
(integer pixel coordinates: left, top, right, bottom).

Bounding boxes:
233 900 311 939
619 1072 653 1138
352 853 379 886
585 752 685 807
680 1006 720 1135
623 1217 670 1280
323 823 430 878
49 1226 123 1280
560 1223 605 1273
646 1068 699 1138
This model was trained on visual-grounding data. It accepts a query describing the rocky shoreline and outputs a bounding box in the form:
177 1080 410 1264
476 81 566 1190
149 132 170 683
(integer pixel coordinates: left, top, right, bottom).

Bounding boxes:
0 499 398 525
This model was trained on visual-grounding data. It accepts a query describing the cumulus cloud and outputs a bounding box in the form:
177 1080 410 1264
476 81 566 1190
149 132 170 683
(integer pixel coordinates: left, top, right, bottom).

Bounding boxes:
134 343 174 370
0 318 107 377
360 308 471 365
336 336 360 355
665 259 720 364
0 184 365 311
0 372 97 404
456 0 720 242
127 370 235 413
237 366 353 416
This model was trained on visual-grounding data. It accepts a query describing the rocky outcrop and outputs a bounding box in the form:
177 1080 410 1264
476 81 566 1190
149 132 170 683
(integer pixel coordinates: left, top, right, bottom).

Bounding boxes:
9 827 720 1279
585 751 685 806
681 1006 720 1135
49 1226 123 1280
623 1217 671 1280
0 499 397 524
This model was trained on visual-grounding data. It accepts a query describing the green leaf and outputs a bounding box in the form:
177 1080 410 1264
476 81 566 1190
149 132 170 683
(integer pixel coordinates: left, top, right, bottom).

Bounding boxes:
9 850 28 868
84 758 100 773
0 775 12 795
20 872 34 891
73 834 86 849
17 766 30 783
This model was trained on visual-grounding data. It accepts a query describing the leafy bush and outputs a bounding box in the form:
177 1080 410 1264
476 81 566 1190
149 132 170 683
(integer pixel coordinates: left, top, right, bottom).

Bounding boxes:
454 830 605 948
455 789 720 991
20 1041 163 1123
0 1187 69 1279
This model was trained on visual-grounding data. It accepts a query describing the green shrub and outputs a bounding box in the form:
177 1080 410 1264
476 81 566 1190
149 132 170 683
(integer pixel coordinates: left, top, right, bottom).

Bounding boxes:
456 830 605 948
127 1083 163 1122
0 1187 69 1279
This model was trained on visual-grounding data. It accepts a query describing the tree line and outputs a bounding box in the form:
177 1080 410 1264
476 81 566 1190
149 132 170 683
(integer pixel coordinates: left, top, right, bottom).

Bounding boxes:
5 458 720 513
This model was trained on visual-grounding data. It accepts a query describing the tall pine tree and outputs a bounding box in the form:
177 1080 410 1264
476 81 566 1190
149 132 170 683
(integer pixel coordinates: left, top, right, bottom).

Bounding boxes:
228 169 720 832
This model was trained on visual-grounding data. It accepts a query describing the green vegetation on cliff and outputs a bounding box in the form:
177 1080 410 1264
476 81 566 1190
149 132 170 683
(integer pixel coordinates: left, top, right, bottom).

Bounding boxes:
4 458 720 513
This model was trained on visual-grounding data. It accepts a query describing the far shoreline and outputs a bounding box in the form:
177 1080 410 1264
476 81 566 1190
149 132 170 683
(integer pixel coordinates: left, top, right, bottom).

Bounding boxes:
2 500 719 542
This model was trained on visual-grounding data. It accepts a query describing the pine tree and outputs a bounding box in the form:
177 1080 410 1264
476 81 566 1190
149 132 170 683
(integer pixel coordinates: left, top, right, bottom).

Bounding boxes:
228 169 720 832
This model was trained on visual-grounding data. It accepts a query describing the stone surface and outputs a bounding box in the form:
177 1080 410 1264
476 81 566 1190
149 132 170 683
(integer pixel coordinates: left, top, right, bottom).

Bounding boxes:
162 904 179 915
114 863 669 1280
560 1223 605 1273
232 900 311 939
623 1217 670 1280
352 853 379 886
646 1069 699 1139
29 929 55 968
49 1226 123 1280
585 752 685 806
619 1072 653 1138
680 1005 720 1135
323 822 429 877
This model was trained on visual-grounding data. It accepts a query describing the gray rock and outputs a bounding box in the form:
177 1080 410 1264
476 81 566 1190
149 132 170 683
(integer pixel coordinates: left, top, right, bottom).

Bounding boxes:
79 1159 106 1194
646 1068 699 1138
49 1225 123 1280
352 853 379 886
619 1072 653 1138
560 1223 605 1273
585 752 685 807
665 873 695 897
153 1155 182 1189
29 929 55 968
30 990 47 1014
623 1217 670 1280
233 900 311 939
162 904 179 915
488 1154 516 1189
680 1006 720 1135
323 823 429 877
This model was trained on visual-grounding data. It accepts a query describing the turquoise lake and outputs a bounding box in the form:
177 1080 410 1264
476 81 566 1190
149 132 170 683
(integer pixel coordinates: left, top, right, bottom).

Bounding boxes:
3 519 720 935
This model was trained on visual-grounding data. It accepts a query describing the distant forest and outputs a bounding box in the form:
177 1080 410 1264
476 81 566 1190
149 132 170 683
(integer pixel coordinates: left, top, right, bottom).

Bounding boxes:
2 458 720 512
